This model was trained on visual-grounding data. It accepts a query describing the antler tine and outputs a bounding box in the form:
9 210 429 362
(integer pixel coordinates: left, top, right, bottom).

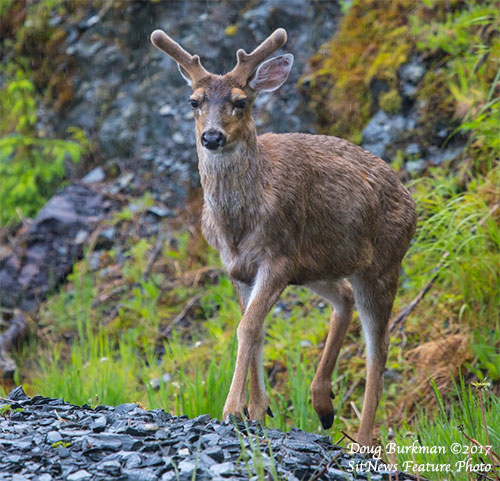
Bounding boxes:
229 28 288 85
151 29 210 84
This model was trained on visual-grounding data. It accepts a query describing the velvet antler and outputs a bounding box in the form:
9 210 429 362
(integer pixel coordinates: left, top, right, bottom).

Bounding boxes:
151 29 210 85
228 28 288 85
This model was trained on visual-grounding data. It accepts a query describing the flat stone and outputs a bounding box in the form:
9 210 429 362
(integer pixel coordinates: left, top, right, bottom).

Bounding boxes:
209 462 236 476
58 447 70 458
37 475 53 481
114 403 137 414
172 132 185 144
46 431 63 444
81 166 105 184
98 459 121 476
90 415 107 432
122 468 158 481
362 109 407 159
85 433 125 451
158 104 172 116
7 386 30 402
124 452 142 468
179 459 198 475
147 206 173 218
406 159 426 174
204 446 224 463
67 470 91 481
12 475 30 481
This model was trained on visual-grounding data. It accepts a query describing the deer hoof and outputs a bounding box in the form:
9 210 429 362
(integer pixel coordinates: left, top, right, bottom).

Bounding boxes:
243 406 250 419
266 406 274 418
319 410 335 430
329 390 335 399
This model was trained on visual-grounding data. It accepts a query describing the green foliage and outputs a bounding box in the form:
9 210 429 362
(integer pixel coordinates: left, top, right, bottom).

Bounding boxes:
467 328 500 382
0 0 79 109
0 71 86 226
411 0 500 170
404 167 499 324
33 261 143 406
52 441 71 449
0 405 24 417
0 0 95 226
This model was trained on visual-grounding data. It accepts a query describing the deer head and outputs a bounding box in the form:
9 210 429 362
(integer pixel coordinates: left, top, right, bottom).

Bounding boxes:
151 29 293 153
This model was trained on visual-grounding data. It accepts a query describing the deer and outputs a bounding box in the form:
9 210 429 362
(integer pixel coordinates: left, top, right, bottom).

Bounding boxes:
150 27 417 446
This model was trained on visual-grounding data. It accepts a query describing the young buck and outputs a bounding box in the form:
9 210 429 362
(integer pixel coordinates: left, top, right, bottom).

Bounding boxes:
151 28 417 445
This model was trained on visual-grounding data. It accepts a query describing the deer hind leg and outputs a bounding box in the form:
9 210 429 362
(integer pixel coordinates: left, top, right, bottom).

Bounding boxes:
350 268 400 446
223 262 288 422
307 279 354 429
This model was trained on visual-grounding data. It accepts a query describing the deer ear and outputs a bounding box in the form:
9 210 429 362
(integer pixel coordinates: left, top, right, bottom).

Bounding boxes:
248 54 293 92
177 63 193 87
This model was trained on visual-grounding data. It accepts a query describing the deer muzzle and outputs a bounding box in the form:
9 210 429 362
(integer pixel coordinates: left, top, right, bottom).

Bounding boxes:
201 129 227 151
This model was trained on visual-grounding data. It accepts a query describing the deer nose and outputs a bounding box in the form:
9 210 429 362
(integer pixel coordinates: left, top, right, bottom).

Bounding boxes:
201 129 226 150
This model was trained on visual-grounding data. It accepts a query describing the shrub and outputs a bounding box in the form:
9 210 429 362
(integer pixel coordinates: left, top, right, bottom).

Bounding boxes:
0 72 86 226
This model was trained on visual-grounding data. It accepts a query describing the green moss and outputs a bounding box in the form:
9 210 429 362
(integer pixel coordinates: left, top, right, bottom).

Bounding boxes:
305 0 498 158
411 0 500 172
304 0 414 141
379 89 402 114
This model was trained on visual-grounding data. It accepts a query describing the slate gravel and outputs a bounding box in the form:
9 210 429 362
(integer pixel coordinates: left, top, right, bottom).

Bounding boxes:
0 387 413 481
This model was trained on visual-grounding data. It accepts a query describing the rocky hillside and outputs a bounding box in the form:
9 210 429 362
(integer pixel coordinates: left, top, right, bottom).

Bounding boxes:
51 0 340 201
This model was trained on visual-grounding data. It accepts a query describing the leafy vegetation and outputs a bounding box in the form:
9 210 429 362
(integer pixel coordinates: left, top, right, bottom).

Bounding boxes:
0 1 90 226
0 72 86 226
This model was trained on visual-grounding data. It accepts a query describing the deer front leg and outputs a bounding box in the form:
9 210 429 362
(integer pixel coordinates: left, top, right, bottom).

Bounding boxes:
223 262 288 421
232 280 268 419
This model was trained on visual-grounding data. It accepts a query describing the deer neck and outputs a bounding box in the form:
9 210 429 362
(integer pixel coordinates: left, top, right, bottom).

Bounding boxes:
197 129 265 241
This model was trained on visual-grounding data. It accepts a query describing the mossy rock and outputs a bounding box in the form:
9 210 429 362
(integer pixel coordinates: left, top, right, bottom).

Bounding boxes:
379 89 402 114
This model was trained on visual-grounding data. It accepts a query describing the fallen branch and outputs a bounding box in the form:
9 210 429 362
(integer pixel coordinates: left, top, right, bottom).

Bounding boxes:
458 427 500 481
307 450 343 481
390 253 448 333
142 230 171 281
341 379 362 405
161 293 202 337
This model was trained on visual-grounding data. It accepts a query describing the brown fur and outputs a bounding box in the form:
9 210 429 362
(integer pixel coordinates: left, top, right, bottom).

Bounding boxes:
151 29 417 445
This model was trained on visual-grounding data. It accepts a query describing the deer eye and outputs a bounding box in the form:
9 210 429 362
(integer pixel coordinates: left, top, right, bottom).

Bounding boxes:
233 98 247 109
189 99 199 108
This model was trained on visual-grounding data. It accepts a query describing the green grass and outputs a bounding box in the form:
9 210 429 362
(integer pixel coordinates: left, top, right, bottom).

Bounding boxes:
27 245 348 434
236 422 280 481
404 166 499 327
381 376 499 480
